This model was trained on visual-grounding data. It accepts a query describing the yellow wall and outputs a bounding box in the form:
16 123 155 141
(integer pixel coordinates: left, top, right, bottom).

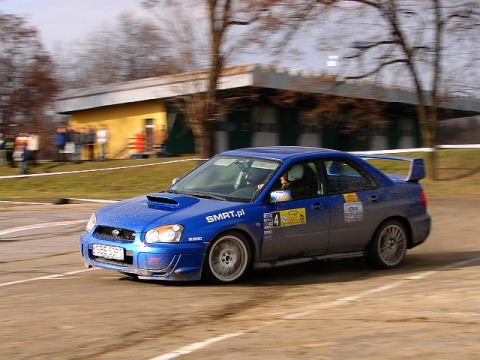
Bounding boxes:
67 100 167 159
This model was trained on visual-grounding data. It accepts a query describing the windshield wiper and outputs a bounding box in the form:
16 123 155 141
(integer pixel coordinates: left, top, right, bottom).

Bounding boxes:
185 191 227 201
166 189 180 194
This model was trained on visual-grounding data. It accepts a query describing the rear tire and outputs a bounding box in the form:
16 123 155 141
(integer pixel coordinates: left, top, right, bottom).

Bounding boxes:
366 220 407 269
203 232 252 284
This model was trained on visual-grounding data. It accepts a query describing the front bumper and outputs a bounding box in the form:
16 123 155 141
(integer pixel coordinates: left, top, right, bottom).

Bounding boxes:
80 232 206 281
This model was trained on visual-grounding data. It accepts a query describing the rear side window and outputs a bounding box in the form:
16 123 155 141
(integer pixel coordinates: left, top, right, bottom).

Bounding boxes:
325 160 377 194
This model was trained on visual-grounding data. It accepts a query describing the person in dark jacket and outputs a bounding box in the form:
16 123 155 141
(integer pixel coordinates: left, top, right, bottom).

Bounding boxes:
0 132 5 166
4 134 15 167
54 127 67 161
73 127 83 164
18 143 28 174
86 126 96 161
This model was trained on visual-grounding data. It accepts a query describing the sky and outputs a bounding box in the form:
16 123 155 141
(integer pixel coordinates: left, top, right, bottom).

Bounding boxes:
0 0 332 72
0 0 151 51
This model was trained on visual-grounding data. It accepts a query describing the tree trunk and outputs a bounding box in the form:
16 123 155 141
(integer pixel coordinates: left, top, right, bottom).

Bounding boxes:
196 121 216 159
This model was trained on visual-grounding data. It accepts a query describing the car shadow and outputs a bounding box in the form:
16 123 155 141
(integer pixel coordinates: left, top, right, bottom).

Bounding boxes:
244 250 480 286
117 250 480 287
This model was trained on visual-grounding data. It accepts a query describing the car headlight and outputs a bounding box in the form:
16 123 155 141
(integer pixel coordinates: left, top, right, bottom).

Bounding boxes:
145 224 184 243
86 213 96 233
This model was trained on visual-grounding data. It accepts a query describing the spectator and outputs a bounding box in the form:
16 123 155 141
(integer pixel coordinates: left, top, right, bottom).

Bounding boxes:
65 126 75 162
27 132 39 166
87 126 96 161
54 127 67 161
0 132 5 166
96 125 109 161
18 142 28 174
13 132 28 167
4 134 15 167
73 127 83 164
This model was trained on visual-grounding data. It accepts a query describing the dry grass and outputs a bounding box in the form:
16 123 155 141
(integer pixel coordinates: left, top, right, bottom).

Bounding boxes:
0 150 478 202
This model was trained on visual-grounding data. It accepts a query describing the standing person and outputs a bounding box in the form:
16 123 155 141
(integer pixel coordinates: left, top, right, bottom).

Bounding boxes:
18 142 28 174
13 132 28 168
65 126 75 162
4 134 15 167
73 127 83 164
54 127 67 161
0 132 5 166
27 132 39 166
80 127 88 160
96 125 109 161
87 126 96 161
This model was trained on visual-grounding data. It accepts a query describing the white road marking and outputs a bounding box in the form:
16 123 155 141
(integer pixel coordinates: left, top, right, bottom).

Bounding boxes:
0 158 205 179
150 333 244 360
148 256 480 360
0 268 98 288
0 220 87 237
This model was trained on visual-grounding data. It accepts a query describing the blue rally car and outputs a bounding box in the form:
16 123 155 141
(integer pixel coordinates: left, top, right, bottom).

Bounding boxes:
80 146 431 284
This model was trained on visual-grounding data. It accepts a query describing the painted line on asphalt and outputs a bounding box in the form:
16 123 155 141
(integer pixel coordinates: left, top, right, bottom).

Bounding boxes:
0 200 51 205
150 332 245 360
0 158 205 179
0 268 98 288
0 220 87 237
149 256 480 360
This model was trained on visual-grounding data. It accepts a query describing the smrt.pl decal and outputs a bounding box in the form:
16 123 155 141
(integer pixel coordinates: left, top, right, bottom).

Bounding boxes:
206 209 246 223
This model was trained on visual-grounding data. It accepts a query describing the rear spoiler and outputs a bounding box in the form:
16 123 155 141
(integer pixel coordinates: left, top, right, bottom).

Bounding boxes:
356 154 426 182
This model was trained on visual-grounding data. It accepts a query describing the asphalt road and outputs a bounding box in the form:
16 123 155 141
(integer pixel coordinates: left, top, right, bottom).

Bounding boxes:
1 199 479 359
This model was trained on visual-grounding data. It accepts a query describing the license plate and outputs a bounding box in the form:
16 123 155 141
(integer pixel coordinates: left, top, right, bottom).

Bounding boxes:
92 244 124 260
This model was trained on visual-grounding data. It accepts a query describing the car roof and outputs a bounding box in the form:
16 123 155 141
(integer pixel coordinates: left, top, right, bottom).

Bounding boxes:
219 146 342 161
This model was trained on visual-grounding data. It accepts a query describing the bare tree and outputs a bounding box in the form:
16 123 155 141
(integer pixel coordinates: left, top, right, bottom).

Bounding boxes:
0 13 58 133
142 0 342 157
55 12 175 89
142 0 303 158
321 0 480 178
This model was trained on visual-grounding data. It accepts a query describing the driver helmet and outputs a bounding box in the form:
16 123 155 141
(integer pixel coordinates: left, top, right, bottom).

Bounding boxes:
287 164 304 182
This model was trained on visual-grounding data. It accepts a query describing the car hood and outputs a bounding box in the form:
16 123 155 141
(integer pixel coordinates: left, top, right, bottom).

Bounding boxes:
95 192 246 232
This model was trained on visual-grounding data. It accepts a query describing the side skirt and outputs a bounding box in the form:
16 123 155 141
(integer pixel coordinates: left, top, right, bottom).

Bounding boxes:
254 251 365 269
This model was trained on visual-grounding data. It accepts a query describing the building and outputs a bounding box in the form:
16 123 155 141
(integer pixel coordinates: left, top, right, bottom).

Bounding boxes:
55 64 480 158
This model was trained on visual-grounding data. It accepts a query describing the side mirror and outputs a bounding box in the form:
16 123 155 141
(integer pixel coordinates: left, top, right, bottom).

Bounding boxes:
270 190 292 203
172 178 181 185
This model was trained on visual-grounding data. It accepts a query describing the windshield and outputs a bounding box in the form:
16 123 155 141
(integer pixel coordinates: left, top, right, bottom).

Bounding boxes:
168 155 280 202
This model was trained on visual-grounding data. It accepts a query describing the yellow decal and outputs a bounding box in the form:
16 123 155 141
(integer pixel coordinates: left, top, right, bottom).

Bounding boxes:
272 208 306 228
343 193 359 202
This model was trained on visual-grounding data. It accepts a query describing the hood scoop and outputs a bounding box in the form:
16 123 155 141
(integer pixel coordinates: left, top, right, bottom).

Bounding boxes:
146 193 199 210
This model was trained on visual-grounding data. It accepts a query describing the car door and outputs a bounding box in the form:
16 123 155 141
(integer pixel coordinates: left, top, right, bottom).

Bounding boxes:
324 158 387 253
259 160 331 261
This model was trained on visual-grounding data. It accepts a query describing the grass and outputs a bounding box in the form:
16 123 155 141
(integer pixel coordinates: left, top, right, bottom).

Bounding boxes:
0 149 479 202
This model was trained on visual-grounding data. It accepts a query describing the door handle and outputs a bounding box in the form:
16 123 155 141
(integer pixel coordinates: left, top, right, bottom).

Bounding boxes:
311 203 323 210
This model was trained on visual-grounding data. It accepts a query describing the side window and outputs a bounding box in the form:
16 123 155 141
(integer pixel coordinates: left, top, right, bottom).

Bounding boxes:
325 159 377 194
275 161 322 199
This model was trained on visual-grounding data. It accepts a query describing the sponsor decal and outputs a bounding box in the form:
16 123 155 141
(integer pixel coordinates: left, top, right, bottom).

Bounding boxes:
344 201 364 222
343 192 359 202
271 208 306 228
206 209 246 223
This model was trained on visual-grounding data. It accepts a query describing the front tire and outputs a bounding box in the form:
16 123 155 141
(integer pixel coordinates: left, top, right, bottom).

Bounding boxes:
203 232 252 284
367 220 407 269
